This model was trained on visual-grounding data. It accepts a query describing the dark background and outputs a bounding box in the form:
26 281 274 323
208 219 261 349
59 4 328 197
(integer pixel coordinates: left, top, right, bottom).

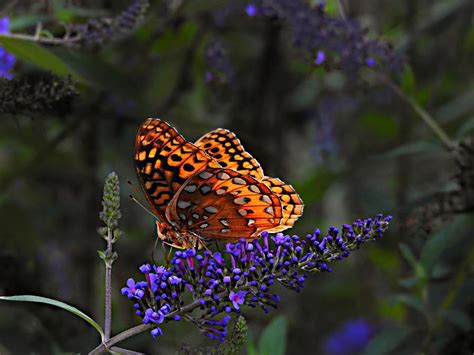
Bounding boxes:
0 0 473 354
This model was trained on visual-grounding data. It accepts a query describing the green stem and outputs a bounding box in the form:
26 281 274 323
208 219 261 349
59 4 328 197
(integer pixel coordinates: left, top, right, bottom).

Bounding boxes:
104 228 113 341
376 72 455 150
420 244 474 352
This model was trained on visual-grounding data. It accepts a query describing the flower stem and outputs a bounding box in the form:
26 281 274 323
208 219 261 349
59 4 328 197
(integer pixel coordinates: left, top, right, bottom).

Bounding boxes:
104 228 113 341
336 0 347 20
89 298 204 354
375 72 455 150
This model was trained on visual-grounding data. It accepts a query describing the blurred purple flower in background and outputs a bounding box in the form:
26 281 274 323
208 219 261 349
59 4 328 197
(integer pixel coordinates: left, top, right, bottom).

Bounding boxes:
220 1 402 75
0 17 15 79
204 38 235 85
246 4 258 17
322 318 376 355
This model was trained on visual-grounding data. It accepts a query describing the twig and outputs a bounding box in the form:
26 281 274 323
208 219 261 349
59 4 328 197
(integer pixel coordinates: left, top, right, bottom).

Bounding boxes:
336 0 347 20
0 32 80 46
89 299 203 354
374 71 455 150
109 347 144 355
104 227 113 341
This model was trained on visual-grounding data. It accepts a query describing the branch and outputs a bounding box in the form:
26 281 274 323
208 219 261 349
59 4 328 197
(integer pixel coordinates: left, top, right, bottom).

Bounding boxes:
374 71 455 150
89 299 203 354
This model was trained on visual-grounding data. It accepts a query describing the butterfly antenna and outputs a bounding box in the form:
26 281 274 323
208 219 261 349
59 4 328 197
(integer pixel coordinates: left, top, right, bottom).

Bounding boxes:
151 237 160 265
128 194 160 221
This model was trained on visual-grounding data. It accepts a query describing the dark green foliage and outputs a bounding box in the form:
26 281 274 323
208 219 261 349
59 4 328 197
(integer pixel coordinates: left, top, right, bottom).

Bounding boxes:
0 72 77 115
177 316 248 355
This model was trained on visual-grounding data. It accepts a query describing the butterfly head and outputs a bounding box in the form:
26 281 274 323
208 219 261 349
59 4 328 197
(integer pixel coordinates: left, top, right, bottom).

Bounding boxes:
156 220 195 249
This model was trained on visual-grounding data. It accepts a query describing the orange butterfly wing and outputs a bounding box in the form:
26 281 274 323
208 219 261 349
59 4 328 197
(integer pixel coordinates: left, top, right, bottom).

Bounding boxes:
195 129 304 233
134 118 220 221
261 177 304 233
166 168 282 241
195 128 264 179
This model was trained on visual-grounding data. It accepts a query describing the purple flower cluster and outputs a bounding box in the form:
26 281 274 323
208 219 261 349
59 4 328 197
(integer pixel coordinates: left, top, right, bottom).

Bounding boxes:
322 318 376 355
241 0 401 75
0 17 15 79
204 39 235 85
122 214 391 340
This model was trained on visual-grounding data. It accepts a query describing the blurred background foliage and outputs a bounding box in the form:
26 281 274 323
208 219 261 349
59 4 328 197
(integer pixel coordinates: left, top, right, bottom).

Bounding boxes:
0 0 473 354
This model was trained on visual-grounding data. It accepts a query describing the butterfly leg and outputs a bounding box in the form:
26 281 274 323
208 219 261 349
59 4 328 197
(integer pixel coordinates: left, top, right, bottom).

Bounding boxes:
196 237 213 257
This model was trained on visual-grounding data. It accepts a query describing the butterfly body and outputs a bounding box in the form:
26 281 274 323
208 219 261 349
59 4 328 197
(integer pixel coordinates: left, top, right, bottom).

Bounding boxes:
134 118 303 249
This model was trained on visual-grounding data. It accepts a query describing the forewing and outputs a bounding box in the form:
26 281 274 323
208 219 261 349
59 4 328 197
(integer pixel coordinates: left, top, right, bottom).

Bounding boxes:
134 118 220 220
262 177 304 233
195 129 264 180
166 168 282 241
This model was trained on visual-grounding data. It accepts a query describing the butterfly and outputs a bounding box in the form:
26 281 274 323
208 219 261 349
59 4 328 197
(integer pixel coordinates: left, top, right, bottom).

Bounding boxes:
134 118 303 249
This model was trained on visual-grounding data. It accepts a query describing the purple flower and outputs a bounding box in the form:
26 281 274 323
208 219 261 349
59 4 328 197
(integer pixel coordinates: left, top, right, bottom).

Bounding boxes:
169 275 182 285
229 290 247 309
151 327 163 337
139 263 152 273
314 50 326 65
143 308 165 324
0 17 15 80
121 278 146 299
367 57 376 67
246 4 258 17
322 319 376 355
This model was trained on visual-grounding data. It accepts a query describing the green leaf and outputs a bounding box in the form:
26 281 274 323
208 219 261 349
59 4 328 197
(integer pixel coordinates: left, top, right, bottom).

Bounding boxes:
53 49 132 92
0 36 83 81
360 111 399 140
401 65 416 96
399 243 426 287
152 21 198 54
398 243 418 269
374 141 442 160
456 116 474 139
9 15 53 31
0 295 104 340
246 334 258 355
258 316 287 355
390 293 426 315
363 326 413 355
439 309 472 332
420 215 467 274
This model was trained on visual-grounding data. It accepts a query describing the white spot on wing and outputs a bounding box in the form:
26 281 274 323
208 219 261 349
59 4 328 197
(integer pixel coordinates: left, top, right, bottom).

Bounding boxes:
178 200 192 209
199 171 213 179
201 185 211 194
200 223 209 229
234 197 250 205
220 219 229 227
184 184 197 193
247 219 255 226
249 185 261 193
205 206 218 213
217 172 231 180
233 177 246 185
261 195 272 204
265 206 274 216
238 209 247 216
216 188 226 195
